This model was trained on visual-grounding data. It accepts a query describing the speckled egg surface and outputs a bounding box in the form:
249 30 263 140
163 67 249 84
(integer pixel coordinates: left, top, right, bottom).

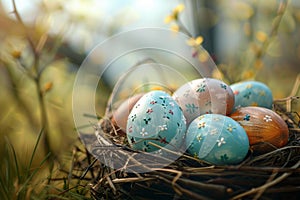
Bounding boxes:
173 78 234 125
230 81 273 111
186 114 249 165
230 106 289 154
127 90 186 152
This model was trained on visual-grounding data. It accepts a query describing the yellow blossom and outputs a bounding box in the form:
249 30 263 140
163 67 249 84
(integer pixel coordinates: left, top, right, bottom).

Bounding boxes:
11 50 21 59
255 31 268 42
164 4 185 24
43 82 53 94
174 4 185 13
170 24 179 32
164 15 174 24
212 68 224 80
242 70 255 79
198 50 209 62
186 36 204 47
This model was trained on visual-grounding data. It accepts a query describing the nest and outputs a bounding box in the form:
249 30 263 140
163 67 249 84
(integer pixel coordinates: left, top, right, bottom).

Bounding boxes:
75 76 300 200
73 99 299 200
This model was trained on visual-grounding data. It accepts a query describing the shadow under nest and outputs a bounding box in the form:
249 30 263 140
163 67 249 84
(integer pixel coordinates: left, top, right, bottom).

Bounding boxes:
73 98 300 200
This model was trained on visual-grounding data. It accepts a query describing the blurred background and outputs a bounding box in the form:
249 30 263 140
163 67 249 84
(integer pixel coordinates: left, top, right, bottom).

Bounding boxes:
0 0 299 198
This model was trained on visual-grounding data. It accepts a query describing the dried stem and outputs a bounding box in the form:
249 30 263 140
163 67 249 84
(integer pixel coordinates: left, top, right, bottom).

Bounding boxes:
11 0 51 161
177 18 193 37
231 159 300 200
11 0 38 61
251 0 289 77
253 171 278 200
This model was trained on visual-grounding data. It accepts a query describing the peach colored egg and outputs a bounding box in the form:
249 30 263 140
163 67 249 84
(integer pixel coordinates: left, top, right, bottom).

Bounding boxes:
173 78 235 124
112 93 145 134
230 107 289 154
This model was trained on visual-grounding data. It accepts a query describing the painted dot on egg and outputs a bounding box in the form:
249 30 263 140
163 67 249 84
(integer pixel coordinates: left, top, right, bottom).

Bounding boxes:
186 114 249 165
127 90 187 153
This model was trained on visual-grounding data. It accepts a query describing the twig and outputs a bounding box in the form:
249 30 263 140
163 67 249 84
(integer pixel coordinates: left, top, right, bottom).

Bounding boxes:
290 74 300 97
177 18 193 37
246 146 300 165
80 156 97 180
274 96 300 103
11 0 38 60
57 184 90 196
155 175 213 200
217 165 300 173
273 74 300 120
253 171 278 200
153 168 183 195
106 174 117 195
231 159 300 200
255 0 287 58
112 177 155 184
251 0 288 77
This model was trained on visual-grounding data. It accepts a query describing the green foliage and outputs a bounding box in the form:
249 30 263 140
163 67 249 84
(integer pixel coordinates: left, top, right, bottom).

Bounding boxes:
0 130 50 200
0 132 91 200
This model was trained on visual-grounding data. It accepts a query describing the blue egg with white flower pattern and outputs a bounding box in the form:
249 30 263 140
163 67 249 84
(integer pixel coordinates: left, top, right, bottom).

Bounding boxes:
186 114 249 165
127 90 187 153
230 81 273 111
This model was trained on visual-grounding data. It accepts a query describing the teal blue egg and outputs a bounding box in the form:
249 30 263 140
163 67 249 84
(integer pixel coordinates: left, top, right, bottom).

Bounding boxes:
230 81 273 111
186 114 249 165
127 90 186 153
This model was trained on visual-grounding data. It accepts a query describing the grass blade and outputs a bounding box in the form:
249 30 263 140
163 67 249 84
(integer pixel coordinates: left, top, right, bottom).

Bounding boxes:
17 152 51 196
5 137 20 181
28 128 45 170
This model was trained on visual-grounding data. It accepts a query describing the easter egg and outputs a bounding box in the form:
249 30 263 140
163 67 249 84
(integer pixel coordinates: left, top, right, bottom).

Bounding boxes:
112 93 144 135
186 114 249 165
173 78 234 124
230 107 289 154
230 81 273 111
127 90 187 152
